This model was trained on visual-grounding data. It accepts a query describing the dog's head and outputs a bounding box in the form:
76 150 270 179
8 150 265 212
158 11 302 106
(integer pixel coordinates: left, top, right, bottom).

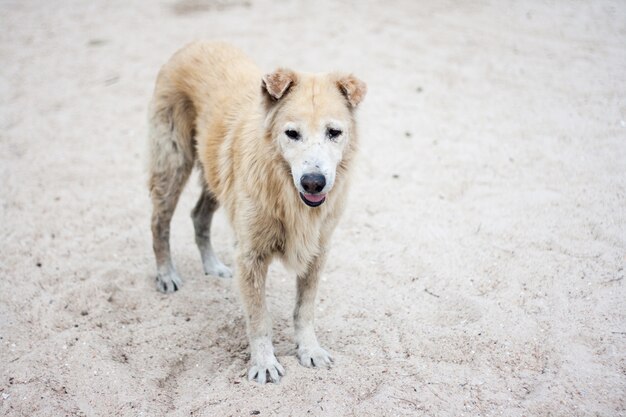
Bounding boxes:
262 69 366 208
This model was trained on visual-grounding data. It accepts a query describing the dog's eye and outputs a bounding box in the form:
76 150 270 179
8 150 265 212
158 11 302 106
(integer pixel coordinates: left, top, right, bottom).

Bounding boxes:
285 129 300 140
327 128 342 140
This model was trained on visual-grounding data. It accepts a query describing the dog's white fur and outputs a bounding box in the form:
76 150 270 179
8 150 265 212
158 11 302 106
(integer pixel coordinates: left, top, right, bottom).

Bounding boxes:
147 41 366 383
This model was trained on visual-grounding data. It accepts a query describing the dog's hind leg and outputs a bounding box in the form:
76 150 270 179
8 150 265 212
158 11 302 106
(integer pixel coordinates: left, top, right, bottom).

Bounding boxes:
148 93 195 293
191 184 232 278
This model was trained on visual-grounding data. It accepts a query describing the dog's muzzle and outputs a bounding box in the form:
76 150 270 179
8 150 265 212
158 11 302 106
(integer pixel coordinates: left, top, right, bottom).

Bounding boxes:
299 173 327 207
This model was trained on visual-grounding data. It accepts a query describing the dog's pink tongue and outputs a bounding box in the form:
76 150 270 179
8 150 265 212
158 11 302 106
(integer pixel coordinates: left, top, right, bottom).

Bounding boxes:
304 193 326 203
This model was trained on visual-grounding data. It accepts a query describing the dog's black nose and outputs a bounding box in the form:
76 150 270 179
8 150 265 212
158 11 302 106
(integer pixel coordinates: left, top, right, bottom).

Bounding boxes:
300 173 326 193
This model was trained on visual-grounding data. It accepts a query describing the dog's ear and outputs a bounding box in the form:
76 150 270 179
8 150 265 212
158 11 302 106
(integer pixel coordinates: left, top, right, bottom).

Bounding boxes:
336 74 367 108
262 68 297 101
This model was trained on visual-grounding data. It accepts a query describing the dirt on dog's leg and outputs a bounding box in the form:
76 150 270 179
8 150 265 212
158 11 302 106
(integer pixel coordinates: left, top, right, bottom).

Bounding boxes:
148 99 194 293
150 163 191 293
191 187 232 278
294 250 334 368
237 250 284 384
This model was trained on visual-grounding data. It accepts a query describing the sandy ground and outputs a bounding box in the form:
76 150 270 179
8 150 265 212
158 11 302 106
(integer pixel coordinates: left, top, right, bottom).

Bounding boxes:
1 0 625 416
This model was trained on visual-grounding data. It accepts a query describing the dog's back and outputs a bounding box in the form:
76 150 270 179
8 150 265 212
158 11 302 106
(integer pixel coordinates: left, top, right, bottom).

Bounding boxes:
149 42 260 171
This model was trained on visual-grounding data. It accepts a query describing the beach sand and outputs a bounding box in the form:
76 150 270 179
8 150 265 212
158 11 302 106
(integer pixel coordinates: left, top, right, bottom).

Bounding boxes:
1 1 625 415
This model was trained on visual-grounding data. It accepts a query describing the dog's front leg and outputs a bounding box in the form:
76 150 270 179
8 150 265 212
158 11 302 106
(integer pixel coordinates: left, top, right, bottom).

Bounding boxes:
294 250 334 369
237 250 284 384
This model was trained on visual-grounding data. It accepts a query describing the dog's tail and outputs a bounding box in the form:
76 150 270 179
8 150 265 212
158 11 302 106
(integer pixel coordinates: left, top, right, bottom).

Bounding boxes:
146 61 198 193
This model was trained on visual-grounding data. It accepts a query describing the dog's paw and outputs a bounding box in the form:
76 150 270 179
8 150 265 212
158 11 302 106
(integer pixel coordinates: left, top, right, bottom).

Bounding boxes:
156 270 182 293
247 355 285 384
202 257 233 279
297 346 334 369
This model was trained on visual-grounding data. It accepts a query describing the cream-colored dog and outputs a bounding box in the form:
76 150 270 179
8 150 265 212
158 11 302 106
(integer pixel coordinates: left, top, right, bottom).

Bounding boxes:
147 41 366 383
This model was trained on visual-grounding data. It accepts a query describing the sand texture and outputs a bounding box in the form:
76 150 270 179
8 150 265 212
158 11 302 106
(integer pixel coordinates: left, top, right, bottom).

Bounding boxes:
1 0 625 416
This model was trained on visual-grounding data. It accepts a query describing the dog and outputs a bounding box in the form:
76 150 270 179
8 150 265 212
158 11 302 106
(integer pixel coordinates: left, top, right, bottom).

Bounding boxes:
147 41 366 384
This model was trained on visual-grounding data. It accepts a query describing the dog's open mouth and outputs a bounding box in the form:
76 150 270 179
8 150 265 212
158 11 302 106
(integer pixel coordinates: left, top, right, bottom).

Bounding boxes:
300 192 326 207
